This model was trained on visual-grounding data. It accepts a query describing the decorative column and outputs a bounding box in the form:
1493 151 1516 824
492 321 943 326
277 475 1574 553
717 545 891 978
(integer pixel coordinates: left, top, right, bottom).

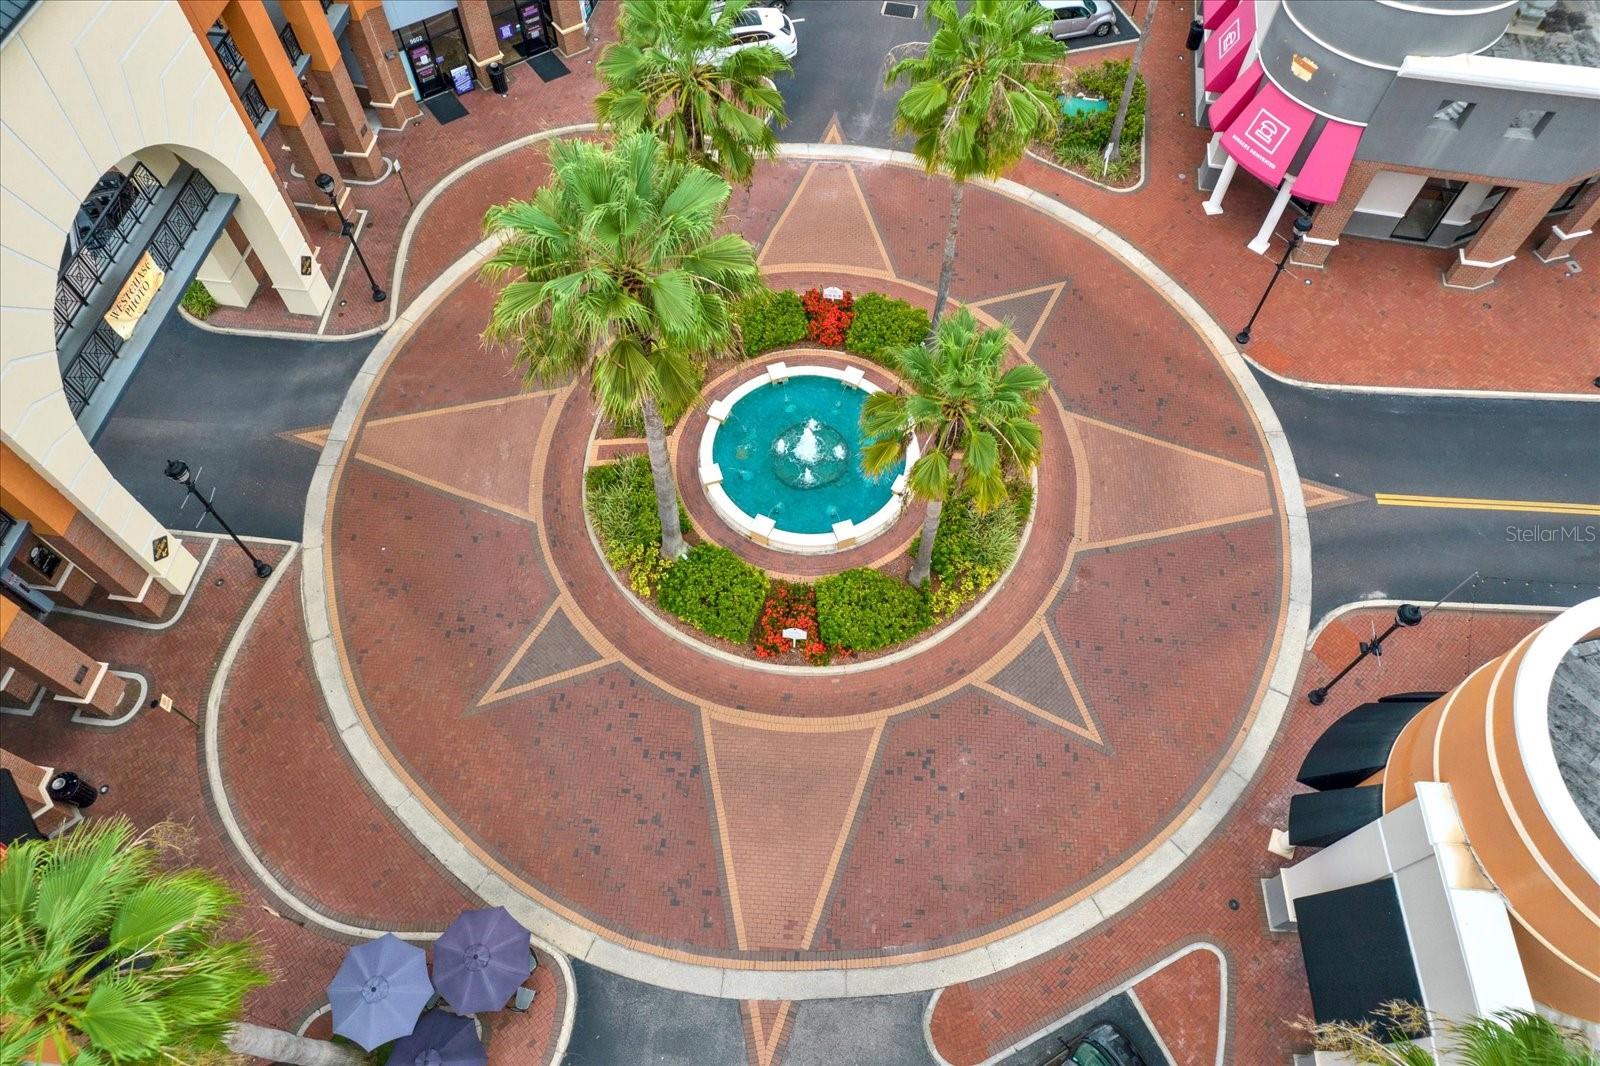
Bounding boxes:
284 0 383 180
0 602 129 719
221 0 346 232
347 2 422 130
194 225 260 308
550 0 591 56
457 1 503 88
1534 179 1600 264
1292 162 1380 269
1442 182 1565 290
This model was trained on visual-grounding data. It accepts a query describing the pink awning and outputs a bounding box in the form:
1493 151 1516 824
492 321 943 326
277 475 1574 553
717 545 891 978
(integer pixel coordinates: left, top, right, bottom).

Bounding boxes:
1202 0 1241 29
1207 60 1261 132
1220 77 1315 187
1202 0 1255 94
1293 120 1364 203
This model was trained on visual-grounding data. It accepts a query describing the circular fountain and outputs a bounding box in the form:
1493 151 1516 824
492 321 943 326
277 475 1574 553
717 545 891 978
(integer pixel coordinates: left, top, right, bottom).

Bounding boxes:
698 362 918 554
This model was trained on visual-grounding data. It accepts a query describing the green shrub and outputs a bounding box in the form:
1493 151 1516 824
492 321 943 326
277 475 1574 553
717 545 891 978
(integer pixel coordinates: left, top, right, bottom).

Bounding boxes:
181 280 218 319
844 293 930 363
658 544 770 642
1047 60 1146 182
815 568 931 651
586 456 689 566
735 288 808 355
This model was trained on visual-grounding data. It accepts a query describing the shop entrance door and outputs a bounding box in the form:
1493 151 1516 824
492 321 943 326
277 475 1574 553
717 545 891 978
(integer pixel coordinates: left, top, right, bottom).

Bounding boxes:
491 0 556 60
398 11 471 98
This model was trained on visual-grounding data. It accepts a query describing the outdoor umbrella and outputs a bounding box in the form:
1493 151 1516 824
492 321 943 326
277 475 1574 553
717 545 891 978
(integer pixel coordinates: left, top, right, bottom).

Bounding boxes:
389 1009 488 1066
432 906 533 1013
326 933 434 1050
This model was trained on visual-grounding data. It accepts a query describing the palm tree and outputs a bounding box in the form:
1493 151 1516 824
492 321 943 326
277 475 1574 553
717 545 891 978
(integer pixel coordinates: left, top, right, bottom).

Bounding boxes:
596 0 790 185
885 0 1064 325
482 132 762 560
1105 0 1159 165
860 307 1049 587
1306 1002 1598 1065
0 817 359 1066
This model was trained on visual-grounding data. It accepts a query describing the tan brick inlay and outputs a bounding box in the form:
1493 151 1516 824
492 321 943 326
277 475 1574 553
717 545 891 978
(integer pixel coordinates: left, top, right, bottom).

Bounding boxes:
352 391 558 520
741 1000 795 1066
969 282 1066 357
703 712 882 951
1072 415 1272 548
757 163 894 275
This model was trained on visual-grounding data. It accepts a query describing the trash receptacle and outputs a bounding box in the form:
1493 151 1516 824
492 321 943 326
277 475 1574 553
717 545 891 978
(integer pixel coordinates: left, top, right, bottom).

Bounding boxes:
48 771 101 809
488 62 508 95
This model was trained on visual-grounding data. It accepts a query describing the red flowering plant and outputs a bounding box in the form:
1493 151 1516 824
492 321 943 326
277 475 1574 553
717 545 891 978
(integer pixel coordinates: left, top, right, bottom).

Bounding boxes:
753 581 846 665
801 288 854 347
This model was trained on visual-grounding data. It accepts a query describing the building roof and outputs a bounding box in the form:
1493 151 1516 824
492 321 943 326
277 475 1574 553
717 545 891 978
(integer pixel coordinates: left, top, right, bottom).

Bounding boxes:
1550 638 1600 837
1486 0 1600 70
0 0 37 46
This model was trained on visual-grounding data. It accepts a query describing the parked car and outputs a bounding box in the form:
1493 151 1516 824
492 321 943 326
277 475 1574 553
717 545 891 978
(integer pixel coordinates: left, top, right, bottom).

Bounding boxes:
713 5 798 61
1035 0 1118 40
1056 1023 1146 1066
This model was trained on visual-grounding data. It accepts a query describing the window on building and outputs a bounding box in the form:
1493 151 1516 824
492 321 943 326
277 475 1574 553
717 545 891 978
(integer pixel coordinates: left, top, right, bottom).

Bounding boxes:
1505 109 1553 140
1430 100 1473 130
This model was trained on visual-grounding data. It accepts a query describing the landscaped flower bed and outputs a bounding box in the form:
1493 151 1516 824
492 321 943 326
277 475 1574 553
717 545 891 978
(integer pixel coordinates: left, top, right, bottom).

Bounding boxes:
1035 58 1147 188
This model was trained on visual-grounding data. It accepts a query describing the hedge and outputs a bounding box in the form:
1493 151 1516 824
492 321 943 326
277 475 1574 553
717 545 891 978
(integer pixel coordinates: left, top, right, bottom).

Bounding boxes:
585 456 689 565
815 568 931 651
844 293 930 363
735 288 808 355
658 544 770 643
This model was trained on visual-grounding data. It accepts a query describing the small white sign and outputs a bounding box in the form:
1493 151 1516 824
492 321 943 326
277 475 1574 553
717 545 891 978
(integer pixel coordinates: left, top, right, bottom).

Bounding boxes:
822 286 844 301
781 627 808 647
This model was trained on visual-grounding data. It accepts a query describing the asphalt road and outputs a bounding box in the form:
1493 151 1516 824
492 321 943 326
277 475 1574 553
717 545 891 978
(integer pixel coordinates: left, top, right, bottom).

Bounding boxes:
94 315 373 542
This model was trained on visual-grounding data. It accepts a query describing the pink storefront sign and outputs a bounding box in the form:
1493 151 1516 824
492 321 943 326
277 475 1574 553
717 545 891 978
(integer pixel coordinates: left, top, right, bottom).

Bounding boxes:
1202 0 1241 30
1203 0 1256 94
1207 60 1261 132
1294 120 1364 203
1220 78 1315 187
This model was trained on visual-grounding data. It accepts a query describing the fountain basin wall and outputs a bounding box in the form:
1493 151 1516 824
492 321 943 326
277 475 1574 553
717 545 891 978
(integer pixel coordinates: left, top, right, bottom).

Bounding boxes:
697 362 920 555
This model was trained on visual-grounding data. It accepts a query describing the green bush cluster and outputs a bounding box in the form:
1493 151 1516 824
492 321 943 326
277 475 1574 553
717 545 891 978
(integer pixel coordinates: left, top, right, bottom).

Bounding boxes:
815 568 931 651
1049 60 1146 183
913 480 1033 617
844 293 930 363
180 281 218 319
586 456 689 567
658 544 770 642
735 288 808 355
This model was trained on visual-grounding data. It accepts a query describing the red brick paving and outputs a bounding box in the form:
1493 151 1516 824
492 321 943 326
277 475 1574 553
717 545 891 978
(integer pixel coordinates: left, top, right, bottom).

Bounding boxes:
925 607 1551 1065
1131 945 1222 1066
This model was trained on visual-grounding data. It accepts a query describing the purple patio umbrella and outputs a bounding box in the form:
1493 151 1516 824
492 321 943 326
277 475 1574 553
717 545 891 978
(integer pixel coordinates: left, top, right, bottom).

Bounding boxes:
326 933 434 1050
390 1009 488 1066
432 906 533 1013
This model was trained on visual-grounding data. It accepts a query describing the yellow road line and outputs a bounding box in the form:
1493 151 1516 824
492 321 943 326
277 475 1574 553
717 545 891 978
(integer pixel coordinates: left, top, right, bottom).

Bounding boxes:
1375 493 1600 516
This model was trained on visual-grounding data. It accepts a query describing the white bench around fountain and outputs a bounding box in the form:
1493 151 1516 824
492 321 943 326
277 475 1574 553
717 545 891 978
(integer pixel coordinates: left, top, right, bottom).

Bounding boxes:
698 362 920 555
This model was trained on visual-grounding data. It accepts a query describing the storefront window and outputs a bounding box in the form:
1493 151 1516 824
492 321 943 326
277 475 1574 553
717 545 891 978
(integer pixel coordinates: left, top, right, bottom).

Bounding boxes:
488 0 555 60
395 10 471 98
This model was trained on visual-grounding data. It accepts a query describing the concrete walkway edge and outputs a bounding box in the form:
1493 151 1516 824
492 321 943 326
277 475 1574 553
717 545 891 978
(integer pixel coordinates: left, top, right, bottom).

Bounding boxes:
297 143 1312 1000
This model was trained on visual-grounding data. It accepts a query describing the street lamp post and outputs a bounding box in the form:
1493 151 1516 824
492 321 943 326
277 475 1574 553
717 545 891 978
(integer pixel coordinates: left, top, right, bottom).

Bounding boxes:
1235 214 1312 345
314 172 386 303
163 460 272 579
1306 603 1424 706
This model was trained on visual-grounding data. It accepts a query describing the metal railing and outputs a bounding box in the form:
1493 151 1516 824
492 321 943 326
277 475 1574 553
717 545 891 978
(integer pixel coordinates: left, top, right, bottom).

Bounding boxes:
209 27 246 79
57 170 219 419
240 79 270 127
278 22 303 65
54 164 164 343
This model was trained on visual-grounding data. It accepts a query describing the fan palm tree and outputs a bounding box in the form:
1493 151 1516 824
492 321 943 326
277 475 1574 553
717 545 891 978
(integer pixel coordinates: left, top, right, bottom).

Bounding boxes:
1307 1002 1597 1065
0 817 360 1066
885 0 1064 325
596 0 790 185
482 132 762 560
861 307 1049 587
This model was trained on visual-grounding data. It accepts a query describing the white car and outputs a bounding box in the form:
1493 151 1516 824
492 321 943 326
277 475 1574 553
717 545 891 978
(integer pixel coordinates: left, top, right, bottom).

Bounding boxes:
714 6 799 61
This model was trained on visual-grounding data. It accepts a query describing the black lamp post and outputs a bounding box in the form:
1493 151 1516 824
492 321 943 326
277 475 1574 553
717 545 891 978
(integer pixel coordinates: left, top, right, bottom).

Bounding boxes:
1307 603 1424 706
1235 214 1312 345
163 460 271 579
314 172 385 303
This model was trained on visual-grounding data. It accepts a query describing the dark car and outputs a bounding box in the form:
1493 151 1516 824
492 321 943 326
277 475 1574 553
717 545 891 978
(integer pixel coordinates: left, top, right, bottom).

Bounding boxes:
1041 1023 1146 1066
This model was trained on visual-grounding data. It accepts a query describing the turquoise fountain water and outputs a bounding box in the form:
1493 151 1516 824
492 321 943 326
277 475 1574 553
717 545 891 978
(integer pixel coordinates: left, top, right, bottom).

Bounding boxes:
710 375 903 534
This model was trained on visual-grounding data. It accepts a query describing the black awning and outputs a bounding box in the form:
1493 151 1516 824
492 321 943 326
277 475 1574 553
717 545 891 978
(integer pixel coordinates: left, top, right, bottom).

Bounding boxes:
1296 877 1425 1035
1289 786 1385 848
1296 699 1432 791
0 769 46 846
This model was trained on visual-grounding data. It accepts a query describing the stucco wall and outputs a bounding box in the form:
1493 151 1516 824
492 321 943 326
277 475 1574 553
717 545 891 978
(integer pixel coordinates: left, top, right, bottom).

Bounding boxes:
0 0 331 594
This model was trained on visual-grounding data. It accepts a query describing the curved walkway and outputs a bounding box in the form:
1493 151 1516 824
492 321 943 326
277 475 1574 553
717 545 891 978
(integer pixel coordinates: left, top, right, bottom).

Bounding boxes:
296 143 1314 998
